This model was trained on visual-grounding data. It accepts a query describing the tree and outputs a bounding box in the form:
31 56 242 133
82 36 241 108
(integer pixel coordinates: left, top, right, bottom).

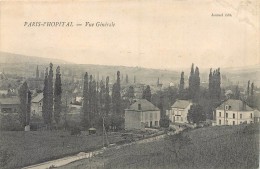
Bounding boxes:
18 82 30 127
105 76 110 116
179 71 184 96
193 67 200 102
99 80 106 116
247 80 250 97
188 63 195 98
126 74 129 84
42 68 50 125
142 85 151 102
126 86 135 103
48 63 54 123
233 85 240 99
36 65 39 79
187 104 206 125
112 71 122 116
251 82 254 96
82 72 90 128
54 66 62 124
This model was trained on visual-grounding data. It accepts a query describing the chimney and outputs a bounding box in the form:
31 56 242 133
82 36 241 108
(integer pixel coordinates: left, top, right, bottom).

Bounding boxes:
138 103 141 110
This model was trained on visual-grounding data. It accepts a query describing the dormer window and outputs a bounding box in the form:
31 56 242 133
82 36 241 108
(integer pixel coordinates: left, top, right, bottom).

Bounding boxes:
225 105 229 110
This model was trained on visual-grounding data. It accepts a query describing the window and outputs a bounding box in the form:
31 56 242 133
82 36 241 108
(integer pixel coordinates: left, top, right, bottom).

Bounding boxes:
177 116 179 121
250 113 252 118
226 113 228 118
219 112 221 117
155 121 158 126
39 103 42 106
240 114 242 119
219 120 221 125
233 113 235 119
226 120 228 124
225 105 229 110
233 121 235 125
181 117 183 121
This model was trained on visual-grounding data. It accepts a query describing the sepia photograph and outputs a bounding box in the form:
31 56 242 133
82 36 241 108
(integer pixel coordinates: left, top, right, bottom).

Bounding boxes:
0 0 259 169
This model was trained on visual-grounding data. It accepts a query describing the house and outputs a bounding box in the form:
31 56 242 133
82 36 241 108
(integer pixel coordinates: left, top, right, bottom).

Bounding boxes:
166 100 192 124
125 99 160 130
215 99 254 126
31 93 43 117
253 109 260 123
0 97 20 114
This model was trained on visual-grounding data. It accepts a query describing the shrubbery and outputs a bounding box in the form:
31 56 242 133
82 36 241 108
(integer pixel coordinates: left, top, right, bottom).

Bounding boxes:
0 113 22 131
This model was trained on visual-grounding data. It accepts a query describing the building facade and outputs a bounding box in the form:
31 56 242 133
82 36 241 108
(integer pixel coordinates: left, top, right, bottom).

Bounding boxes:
31 93 43 117
125 99 160 130
166 100 192 124
0 97 20 114
215 99 254 126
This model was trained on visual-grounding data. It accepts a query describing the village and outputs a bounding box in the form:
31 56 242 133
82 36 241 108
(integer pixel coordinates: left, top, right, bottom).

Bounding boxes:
0 59 259 169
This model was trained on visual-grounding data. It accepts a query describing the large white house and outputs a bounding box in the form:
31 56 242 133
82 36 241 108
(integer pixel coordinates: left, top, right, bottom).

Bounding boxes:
166 100 193 124
215 99 254 126
125 99 160 130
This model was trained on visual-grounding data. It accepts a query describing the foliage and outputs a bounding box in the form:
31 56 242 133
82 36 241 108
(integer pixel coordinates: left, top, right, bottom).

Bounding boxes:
110 115 124 131
105 76 111 116
142 85 151 102
178 71 185 98
54 66 62 124
42 63 54 126
159 116 170 128
82 72 90 128
112 71 122 116
187 104 206 124
0 113 23 131
18 81 30 127
70 127 81 135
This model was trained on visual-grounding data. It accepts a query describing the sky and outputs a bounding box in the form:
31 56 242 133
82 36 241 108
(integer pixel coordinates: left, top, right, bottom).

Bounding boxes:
0 0 259 70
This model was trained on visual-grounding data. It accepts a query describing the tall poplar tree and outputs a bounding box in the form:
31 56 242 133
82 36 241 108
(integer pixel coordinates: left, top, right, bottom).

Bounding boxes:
112 71 122 116
188 63 195 98
18 82 30 127
105 76 110 116
48 63 54 123
82 72 90 128
179 71 185 96
42 68 50 125
54 66 62 124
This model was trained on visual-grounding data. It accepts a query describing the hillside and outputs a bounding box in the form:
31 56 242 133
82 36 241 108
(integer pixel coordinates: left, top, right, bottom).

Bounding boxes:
59 124 259 169
0 51 70 65
0 51 259 86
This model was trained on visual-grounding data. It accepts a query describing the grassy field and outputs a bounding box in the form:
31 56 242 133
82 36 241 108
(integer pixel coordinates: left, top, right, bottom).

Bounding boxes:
59 124 259 169
0 130 123 169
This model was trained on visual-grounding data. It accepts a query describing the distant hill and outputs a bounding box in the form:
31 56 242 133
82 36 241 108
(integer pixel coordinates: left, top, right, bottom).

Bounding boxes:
0 51 259 87
0 51 70 65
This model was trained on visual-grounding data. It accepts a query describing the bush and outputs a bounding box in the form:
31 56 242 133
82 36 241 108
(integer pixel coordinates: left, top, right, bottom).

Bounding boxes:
70 127 81 135
0 113 23 131
159 116 170 128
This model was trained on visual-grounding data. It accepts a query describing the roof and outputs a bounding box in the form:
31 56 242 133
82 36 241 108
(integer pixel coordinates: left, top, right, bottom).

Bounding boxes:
128 99 159 111
32 93 43 103
171 100 191 109
216 99 253 111
0 97 20 105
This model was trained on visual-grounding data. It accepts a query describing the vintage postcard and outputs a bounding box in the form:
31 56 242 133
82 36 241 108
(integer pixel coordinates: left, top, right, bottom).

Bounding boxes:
0 0 259 169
